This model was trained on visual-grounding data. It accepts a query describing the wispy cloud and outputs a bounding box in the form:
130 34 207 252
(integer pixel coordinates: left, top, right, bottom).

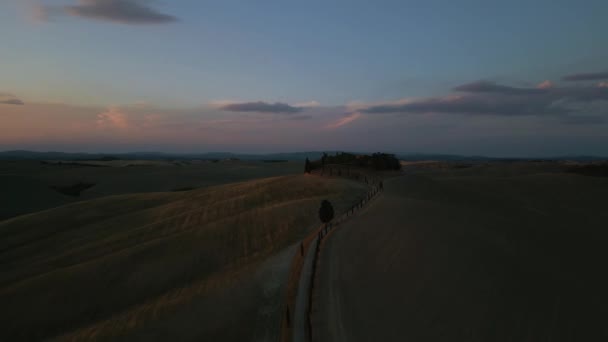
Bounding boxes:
219 101 302 114
288 115 313 121
294 101 321 108
325 112 362 129
96 107 129 129
0 93 24 105
34 0 177 25
536 80 554 89
453 80 544 95
562 71 608 82
30 4 52 22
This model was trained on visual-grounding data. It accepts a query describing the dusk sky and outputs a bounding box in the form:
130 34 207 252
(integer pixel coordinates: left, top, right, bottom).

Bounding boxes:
2 0 608 156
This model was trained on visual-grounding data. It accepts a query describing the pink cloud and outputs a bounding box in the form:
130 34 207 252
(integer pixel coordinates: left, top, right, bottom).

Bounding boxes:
30 4 49 22
294 101 321 108
537 80 554 89
325 112 362 129
97 107 129 129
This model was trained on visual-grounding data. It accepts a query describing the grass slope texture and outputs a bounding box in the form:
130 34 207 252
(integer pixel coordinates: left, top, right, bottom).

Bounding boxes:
0 174 367 341
0 160 302 221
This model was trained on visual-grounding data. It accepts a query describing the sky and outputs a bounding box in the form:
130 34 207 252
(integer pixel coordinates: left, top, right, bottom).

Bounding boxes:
1 0 608 156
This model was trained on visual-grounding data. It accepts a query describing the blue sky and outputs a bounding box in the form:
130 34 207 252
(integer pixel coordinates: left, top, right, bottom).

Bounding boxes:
1 0 608 156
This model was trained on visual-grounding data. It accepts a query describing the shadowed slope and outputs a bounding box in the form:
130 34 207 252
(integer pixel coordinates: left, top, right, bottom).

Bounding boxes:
0 160 303 221
314 167 608 341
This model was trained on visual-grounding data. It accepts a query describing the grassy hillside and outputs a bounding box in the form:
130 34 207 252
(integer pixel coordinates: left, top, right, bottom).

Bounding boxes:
0 160 302 221
315 164 608 341
0 174 367 341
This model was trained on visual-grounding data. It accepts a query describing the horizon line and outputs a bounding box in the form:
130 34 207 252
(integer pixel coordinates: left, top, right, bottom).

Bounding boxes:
1 149 607 160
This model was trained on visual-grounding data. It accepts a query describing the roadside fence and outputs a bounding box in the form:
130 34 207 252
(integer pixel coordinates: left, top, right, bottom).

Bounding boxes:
279 171 384 342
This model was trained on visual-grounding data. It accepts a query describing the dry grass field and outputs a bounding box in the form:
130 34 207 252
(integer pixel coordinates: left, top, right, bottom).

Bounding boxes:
314 162 608 341
0 174 367 341
0 160 302 221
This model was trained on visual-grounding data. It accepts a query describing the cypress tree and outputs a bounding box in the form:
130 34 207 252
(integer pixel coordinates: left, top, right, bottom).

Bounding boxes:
319 200 335 224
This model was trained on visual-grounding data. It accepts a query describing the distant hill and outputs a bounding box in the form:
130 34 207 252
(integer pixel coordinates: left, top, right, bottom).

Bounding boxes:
0 158 303 221
0 150 332 161
1 150 606 162
397 153 608 162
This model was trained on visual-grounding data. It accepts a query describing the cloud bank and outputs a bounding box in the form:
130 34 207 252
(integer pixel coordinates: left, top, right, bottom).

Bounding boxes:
562 71 608 82
0 93 24 105
219 101 302 114
361 79 608 123
35 0 177 25
453 80 543 95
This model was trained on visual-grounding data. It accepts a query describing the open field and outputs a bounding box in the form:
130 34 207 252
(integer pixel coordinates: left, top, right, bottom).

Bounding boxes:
0 174 368 341
0 160 302 221
314 162 608 341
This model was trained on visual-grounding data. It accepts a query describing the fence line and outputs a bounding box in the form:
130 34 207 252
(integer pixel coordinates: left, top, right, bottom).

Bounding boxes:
306 182 382 342
279 171 384 342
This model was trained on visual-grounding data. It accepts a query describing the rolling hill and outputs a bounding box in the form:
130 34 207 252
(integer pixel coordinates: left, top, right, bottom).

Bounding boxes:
0 160 303 221
0 174 367 341
314 163 608 341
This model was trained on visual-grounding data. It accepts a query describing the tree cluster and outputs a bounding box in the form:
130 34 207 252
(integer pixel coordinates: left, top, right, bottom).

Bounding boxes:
306 152 401 172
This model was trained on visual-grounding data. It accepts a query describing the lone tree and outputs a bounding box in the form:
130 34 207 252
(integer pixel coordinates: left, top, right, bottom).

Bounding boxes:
319 200 335 224
304 157 312 173
321 152 328 174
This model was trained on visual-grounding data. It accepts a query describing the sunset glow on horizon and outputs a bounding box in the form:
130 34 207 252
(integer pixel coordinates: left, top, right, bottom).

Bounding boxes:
2 1 608 156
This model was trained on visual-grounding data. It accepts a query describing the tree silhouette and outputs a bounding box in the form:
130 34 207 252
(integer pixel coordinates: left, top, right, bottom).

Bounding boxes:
315 152 401 171
304 158 312 173
319 200 334 224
